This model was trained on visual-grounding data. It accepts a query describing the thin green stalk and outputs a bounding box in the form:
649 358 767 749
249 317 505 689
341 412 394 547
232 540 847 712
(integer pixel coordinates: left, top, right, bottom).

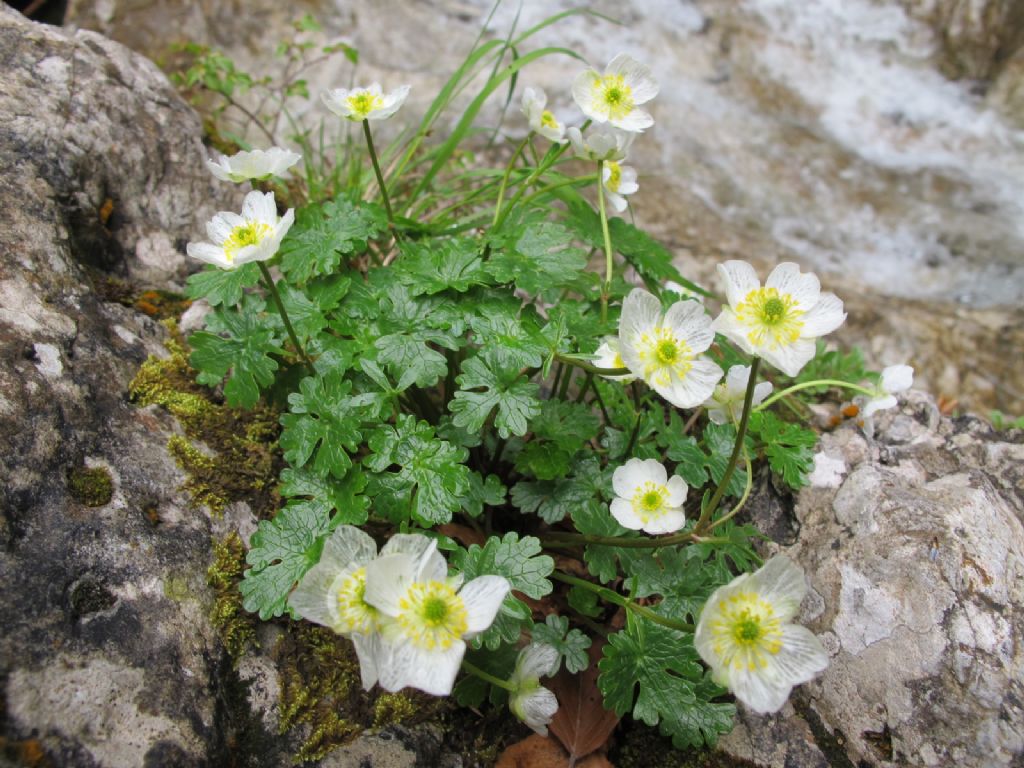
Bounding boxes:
492 133 533 226
574 372 594 403
461 659 516 692
709 456 753 531
362 119 394 225
552 572 693 633
554 353 629 377
696 358 761 532
540 529 730 549
501 173 598 219
558 365 574 400
755 378 876 412
258 262 313 369
596 159 614 323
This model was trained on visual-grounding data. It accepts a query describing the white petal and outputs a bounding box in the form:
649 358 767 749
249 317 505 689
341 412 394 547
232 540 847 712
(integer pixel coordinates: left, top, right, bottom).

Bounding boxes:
619 288 662 348
610 498 645 530
611 107 654 133
658 356 722 409
514 686 559 735
759 337 817 378
514 643 560 681
321 525 379 572
712 310 756 356
608 53 659 103
378 638 465 696
728 666 792 714
351 631 381 689
372 84 411 120
881 364 914 394
725 364 753 396
664 299 715 353
665 475 688 507
208 212 242 244
707 405 730 426
860 393 897 419
572 69 603 121
752 381 774 406
460 576 511 635
717 261 760 308
801 292 845 338
606 189 628 213
274 207 295 243
243 190 277 224
186 241 229 268
288 566 343 629
643 507 686 534
207 157 232 182
766 263 820 311
321 89 352 118
613 457 655 497
381 533 436 560
772 625 829 684
749 555 807 621
364 553 419 617
566 126 587 156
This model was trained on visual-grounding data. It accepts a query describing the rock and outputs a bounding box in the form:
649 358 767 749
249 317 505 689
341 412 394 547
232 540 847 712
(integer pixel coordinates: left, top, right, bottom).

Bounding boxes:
720 391 1024 767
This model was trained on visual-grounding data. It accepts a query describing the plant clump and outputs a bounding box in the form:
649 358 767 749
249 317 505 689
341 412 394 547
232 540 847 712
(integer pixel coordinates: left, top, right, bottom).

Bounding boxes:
67 465 114 507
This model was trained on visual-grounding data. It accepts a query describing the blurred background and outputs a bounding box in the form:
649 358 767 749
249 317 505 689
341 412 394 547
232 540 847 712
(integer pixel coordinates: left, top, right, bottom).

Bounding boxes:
11 0 1024 415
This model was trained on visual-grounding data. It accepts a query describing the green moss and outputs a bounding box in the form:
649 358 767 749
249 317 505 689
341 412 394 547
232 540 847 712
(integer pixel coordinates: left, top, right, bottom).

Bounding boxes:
372 693 418 729
129 326 280 518
67 466 114 507
207 533 257 661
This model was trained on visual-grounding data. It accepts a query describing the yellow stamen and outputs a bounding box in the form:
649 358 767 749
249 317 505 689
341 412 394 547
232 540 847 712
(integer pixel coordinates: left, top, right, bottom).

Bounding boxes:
597 74 635 121
540 110 559 129
631 481 669 523
734 287 805 349
396 581 468 651
335 567 379 635
346 90 385 119
637 326 693 387
605 161 622 192
709 591 783 672
223 221 271 263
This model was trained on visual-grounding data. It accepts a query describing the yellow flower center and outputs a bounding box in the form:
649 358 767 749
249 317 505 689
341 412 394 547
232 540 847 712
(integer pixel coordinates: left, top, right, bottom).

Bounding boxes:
540 110 559 129
396 580 468 651
606 161 622 193
335 567 379 635
637 326 693 388
346 90 384 119
597 74 635 121
734 287 805 349
632 481 670 523
223 221 272 263
709 591 783 672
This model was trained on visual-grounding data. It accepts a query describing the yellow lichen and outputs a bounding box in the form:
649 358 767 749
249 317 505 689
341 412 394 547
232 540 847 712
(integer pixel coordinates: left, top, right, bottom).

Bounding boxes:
207 533 256 661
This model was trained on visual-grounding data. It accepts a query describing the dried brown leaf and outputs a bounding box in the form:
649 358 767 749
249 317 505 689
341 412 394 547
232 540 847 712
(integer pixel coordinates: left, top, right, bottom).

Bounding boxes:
548 640 620 761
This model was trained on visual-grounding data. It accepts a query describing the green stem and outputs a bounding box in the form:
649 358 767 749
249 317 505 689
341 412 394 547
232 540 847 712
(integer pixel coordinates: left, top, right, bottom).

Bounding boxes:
504 173 598 217
362 119 394 225
755 379 877 412
492 133 532 227
552 572 693 633
695 357 760 533
596 160 614 324
709 456 753 531
461 659 516 692
258 262 313 369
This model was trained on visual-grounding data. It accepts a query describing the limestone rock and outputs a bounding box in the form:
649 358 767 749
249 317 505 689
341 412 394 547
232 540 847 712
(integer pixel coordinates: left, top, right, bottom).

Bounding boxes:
720 391 1024 767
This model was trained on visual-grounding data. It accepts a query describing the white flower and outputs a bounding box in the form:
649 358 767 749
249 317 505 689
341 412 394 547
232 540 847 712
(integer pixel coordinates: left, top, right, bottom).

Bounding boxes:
572 53 659 132
713 262 846 378
602 161 638 213
508 643 560 736
322 83 411 121
855 364 914 419
704 365 774 425
207 147 302 183
288 528 441 690
567 125 634 163
610 458 688 534
521 87 566 143
364 541 510 696
186 191 294 270
593 337 636 383
618 288 723 409
694 555 828 714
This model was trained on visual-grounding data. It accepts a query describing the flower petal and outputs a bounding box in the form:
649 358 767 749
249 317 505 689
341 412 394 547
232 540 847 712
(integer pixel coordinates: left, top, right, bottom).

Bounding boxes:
772 624 829 684
758 337 817 378
572 69 603 121
643 507 686 534
766 262 820 311
321 525 378 572
728 665 792 714
717 261 760 308
612 457 654 497
610 498 645 530
608 53 659 102
612 107 654 133
186 241 229 268
207 212 242 244
800 292 845 338
288 567 343 629
351 631 381 690
711 310 755 356
666 475 688 507
749 555 806 621
659 356 722 409
513 643 560 681
460 575 511 635
364 553 419 617
377 637 466 696
881 364 914 394
664 299 715 353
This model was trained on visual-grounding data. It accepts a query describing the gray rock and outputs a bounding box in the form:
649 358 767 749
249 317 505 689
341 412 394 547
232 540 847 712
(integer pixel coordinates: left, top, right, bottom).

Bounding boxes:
720 391 1024 767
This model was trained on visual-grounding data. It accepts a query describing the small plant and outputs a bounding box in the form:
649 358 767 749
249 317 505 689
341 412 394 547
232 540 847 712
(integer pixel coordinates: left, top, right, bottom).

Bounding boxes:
176 9 914 759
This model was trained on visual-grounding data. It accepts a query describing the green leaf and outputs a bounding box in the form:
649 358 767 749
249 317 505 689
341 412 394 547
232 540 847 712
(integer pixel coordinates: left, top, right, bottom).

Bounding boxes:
279 372 364 478
460 472 507 518
658 412 709 488
278 466 370 526
364 415 471 526
279 198 384 283
186 263 261 307
514 441 573 481
486 220 589 294
570 498 639 584
567 585 603 618
608 219 713 298
793 341 868 393
453 645 518 707
395 238 491 295
702 423 751 499
374 284 463 390
469 305 549 371
512 470 598 525
748 411 817 490
274 283 326 342
189 299 283 408
240 500 332 619
450 356 541 439
532 615 592 674
599 619 734 749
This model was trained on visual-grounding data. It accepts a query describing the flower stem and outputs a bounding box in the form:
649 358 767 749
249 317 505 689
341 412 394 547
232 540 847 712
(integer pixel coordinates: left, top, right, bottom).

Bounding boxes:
461 659 516 692
708 456 753 531
754 378 877 412
492 134 532 227
695 358 760 533
554 353 630 377
362 119 394 226
596 160 614 324
552 571 693 633
258 262 314 370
